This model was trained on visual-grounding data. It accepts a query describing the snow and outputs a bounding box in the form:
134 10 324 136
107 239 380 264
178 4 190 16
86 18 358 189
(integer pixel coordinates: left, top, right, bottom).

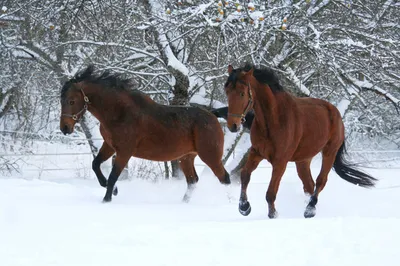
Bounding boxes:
1 6 7 12
308 22 321 49
1 160 400 266
1 122 400 266
349 76 400 105
147 0 190 78
157 32 189 76
0 91 11 114
307 0 330 17
286 66 311 96
62 40 161 62
337 98 351 117
190 94 226 109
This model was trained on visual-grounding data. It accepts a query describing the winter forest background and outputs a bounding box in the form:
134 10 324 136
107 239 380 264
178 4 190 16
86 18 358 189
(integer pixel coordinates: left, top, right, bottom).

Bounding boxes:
0 0 399 179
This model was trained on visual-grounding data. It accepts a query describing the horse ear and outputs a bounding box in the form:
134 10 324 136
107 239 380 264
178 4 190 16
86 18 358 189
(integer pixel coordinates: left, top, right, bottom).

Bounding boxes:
228 65 233 74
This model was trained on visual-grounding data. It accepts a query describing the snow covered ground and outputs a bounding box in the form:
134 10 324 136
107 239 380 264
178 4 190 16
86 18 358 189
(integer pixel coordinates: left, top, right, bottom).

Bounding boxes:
1 155 400 266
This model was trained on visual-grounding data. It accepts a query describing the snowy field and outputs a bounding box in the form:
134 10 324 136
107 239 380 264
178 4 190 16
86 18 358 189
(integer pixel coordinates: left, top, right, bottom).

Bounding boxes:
1 150 400 266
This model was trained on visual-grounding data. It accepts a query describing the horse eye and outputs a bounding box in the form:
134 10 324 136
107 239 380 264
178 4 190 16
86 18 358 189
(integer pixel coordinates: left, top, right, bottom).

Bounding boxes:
69 100 75 105
240 92 245 97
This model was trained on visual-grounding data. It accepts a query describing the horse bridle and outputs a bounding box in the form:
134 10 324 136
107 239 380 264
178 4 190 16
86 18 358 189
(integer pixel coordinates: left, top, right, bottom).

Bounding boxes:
228 83 253 123
61 88 90 121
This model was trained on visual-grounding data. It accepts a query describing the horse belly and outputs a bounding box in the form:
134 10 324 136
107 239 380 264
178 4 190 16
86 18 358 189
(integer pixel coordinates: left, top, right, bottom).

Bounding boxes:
290 143 325 162
133 134 195 161
290 128 330 161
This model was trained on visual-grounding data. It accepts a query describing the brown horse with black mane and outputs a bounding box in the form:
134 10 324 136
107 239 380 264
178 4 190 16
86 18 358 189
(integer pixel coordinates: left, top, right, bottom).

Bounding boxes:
59 65 230 203
224 63 377 218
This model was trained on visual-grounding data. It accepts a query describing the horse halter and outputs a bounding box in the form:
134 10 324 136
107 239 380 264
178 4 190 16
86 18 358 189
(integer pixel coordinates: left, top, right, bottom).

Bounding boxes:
61 89 90 121
228 83 253 123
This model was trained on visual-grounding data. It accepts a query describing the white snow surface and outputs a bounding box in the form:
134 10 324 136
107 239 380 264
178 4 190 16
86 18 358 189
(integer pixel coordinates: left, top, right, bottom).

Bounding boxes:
1 159 400 266
337 98 351 117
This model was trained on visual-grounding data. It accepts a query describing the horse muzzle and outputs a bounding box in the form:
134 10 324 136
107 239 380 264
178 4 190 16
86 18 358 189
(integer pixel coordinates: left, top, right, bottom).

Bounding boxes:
60 124 73 135
228 122 241 133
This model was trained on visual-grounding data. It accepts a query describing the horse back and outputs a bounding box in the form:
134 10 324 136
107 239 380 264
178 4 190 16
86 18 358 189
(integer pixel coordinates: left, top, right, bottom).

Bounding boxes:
290 97 344 160
121 100 224 161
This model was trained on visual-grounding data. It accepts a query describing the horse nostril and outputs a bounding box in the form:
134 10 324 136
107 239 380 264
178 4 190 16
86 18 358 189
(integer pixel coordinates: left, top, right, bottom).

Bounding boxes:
230 123 238 132
62 125 69 135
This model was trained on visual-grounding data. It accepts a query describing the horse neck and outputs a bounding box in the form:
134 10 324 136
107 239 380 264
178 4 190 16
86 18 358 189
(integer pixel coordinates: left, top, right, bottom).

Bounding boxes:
252 83 282 132
82 84 121 124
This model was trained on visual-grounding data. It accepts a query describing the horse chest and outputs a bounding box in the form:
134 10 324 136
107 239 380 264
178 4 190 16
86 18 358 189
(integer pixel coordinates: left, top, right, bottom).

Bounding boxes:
250 131 274 159
99 125 116 148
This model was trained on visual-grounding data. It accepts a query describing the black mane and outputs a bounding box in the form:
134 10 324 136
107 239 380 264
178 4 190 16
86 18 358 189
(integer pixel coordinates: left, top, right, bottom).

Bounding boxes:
61 65 133 99
226 63 284 93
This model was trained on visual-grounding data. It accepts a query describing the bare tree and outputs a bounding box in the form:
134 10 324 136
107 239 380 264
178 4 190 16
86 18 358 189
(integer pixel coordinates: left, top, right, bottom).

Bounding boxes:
0 0 398 178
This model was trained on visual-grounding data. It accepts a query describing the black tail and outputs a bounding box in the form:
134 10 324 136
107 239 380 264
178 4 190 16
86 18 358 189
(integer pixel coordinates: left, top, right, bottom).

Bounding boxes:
211 107 228 120
333 141 377 188
211 106 254 130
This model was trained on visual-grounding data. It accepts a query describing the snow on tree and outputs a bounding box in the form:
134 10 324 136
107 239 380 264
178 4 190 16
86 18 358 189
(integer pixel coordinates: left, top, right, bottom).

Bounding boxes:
0 0 399 177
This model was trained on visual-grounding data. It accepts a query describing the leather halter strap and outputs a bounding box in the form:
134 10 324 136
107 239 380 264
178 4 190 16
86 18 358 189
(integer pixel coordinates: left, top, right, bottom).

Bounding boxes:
228 83 253 123
61 89 90 121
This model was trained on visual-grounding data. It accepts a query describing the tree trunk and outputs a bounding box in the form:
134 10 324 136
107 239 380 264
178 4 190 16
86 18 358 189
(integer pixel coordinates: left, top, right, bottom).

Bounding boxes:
222 129 246 164
79 116 99 159
144 0 190 179
164 162 170 179
0 87 16 119
167 62 189 179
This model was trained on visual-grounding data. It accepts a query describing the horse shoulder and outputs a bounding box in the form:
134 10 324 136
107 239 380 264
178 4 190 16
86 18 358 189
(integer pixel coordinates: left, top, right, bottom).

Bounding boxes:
99 124 114 147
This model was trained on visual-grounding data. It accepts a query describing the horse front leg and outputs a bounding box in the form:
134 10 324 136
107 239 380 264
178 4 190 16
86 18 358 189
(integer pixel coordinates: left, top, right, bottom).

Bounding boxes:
92 142 118 196
102 152 131 203
238 148 263 216
266 161 288 219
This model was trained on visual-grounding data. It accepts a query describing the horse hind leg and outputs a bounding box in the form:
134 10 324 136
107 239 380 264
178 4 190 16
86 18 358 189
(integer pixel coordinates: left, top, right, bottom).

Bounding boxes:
103 152 131 202
179 154 199 203
197 151 235 203
304 150 337 218
195 124 231 185
295 159 315 196
198 156 231 185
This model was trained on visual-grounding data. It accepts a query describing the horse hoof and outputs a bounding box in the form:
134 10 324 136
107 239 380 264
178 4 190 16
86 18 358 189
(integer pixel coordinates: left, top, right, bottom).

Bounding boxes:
224 177 231 185
268 211 278 219
239 201 251 216
182 194 191 203
304 206 316 218
102 197 112 203
113 186 118 196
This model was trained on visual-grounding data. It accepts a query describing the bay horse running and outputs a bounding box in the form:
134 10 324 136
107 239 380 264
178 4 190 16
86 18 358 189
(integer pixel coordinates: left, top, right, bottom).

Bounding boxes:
59 65 230 203
224 63 377 218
